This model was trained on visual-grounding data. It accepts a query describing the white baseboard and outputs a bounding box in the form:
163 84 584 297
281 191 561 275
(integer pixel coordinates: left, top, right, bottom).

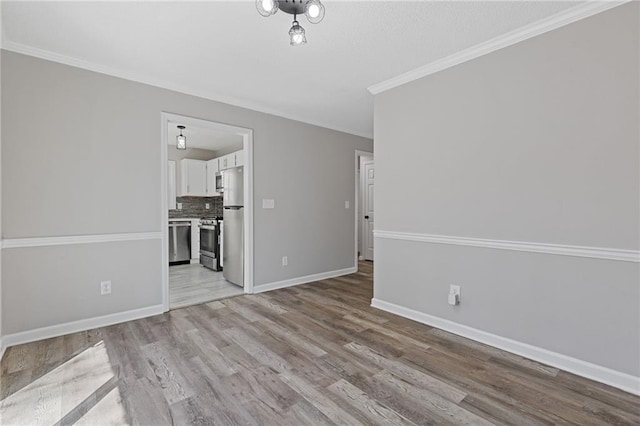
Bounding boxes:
371 298 640 396
1 304 165 350
253 266 357 294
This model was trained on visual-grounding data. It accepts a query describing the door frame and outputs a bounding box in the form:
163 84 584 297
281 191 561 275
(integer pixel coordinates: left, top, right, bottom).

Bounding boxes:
355 150 373 268
160 112 254 312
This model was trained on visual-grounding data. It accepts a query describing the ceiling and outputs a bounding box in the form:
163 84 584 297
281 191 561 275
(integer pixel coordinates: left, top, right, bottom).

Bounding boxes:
1 1 580 138
168 122 244 151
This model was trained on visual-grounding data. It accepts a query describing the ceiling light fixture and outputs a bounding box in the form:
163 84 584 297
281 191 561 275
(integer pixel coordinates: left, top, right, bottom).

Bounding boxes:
176 125 187 150
256 0 325 45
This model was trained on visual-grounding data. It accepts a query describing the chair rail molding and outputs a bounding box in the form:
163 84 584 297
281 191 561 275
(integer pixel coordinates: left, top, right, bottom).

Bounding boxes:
1 232 162 249
374 230 640 263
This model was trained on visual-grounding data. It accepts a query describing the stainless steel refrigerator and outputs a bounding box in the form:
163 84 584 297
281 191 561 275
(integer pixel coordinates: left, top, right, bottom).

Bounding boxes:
222 166 244 287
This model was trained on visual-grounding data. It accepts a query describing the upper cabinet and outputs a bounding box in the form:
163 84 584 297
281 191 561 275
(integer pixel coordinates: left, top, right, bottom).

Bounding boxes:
178 159 207 196
206 158 219 196
219 153 235 170
219 150 244 170
174 150 243 199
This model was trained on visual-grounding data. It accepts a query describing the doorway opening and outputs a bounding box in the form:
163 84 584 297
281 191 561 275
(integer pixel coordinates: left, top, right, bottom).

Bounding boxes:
160 113 254 311
355 150 374 265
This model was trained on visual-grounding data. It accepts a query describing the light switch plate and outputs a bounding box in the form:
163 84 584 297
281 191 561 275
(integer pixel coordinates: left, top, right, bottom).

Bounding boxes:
263 199 275 209
177 203 183 210
345 201 350 209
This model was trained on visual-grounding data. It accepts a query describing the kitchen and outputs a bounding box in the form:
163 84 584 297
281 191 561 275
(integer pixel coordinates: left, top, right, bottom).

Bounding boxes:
167 121 246 309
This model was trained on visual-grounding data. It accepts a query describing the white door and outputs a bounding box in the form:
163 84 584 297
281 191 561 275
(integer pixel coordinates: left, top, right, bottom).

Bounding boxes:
363 159 374 261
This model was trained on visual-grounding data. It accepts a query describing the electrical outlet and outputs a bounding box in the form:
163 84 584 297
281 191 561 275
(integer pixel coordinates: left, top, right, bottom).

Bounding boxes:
100 281 112 295
282 256 288 267
177 203 183 210
448 285 461 305
205 203 210 209
263 199 275 209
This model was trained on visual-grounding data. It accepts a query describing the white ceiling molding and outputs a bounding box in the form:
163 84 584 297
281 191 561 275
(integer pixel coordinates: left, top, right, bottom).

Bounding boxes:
368 1 630 95
0 40 372 139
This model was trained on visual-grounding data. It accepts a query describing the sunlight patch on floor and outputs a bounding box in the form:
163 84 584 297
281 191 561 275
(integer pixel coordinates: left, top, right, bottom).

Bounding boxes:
0 341 126 425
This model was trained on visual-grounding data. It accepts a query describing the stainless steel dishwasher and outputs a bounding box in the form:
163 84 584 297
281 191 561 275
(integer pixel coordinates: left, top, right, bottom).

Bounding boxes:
169 221 191 265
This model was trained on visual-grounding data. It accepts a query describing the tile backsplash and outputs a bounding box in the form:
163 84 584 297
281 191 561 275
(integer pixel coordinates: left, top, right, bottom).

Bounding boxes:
169 196 223 218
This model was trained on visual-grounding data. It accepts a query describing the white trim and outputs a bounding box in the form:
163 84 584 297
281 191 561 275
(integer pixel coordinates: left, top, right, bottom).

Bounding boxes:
0 41 371 139
0 339 5 362
253 267 357 294
368 1 630 95
370 298 640 396
160 112 255 311
374 230 640 263
1 232 162 249
243 130 255 294
1 304 164 350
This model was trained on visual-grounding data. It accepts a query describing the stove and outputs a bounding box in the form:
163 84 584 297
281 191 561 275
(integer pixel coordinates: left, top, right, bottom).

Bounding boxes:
199 217 223 271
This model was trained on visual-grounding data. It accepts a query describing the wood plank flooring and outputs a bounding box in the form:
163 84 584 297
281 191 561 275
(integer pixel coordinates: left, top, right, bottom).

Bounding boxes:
169 263 243 309
2 261 639 425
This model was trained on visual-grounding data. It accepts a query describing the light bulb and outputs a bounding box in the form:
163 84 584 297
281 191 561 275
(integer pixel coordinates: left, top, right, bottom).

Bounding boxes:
307 4 320 18
256 0 278 17
262 0 274 12
289 20 307 46
304 0 324 24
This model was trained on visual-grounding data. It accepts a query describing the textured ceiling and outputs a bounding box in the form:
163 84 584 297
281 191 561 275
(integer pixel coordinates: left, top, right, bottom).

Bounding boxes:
1 1 580 138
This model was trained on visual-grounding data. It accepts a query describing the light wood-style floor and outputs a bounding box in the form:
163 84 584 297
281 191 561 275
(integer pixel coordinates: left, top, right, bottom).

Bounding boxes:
2 261 639 425
169 263 243 309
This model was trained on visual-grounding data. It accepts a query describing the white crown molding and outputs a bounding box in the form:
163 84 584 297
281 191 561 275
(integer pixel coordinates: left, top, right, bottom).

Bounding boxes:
371 298 640 396
1 304 164 350
374 230 640 263
1 231 162 249
0 40 372 140
253 266 357 294
368 1 630 95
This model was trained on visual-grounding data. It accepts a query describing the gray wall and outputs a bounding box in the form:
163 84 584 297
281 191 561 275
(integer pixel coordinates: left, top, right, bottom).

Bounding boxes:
1 51 372 335
373 3 639 376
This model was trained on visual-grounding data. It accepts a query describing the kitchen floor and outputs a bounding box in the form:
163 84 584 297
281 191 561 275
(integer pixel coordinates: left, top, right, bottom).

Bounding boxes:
169 263 243 309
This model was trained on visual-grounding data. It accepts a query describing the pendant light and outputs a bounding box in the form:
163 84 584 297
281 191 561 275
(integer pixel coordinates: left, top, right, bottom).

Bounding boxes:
176 125 187 150
289 15 307 46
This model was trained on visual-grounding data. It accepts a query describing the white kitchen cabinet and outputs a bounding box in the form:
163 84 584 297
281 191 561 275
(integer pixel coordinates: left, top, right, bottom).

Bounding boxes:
206 158 219 196
234 149 244 167
179 159 207 196
167 161 177 210
219 153 236 170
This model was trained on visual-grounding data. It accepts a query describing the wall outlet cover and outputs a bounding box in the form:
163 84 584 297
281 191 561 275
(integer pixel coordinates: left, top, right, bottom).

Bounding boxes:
263 199 275 209
177 203 183 210
282 256 288 266
100 281 112 295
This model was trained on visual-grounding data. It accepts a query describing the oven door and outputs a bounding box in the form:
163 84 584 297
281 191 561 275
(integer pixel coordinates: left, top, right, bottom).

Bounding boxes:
200 225 217 258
